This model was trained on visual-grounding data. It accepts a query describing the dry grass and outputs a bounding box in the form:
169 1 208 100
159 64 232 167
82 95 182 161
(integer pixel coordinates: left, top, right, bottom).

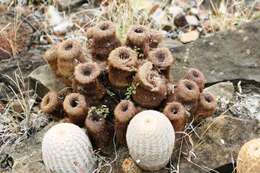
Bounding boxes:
0 68 49 153
204 0 259 32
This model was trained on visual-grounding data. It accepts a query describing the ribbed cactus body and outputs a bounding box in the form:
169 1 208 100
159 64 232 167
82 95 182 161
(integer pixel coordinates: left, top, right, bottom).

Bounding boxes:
126 110 175 171
42 123 96 173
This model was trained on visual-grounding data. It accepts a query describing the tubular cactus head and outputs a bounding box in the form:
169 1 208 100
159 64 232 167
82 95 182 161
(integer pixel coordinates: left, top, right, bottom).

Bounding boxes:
85 114 111 149
87 21 121 60
114 100 136 145
40 91 61 114
194 92 216 120
163 101 188 131
172 79 200 104
88 21 116 42
63 93 88 125
43 45 58 73
184 68 206 92
74 62 106 100
42 123 96 173
56 40 84 78
148 48 174 78
126 110 175 171
126 25 149 57
132 61 167 108
108 46 138 88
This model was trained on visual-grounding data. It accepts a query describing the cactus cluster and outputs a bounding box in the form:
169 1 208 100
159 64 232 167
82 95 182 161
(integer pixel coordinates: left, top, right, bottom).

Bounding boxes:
41 21 217 172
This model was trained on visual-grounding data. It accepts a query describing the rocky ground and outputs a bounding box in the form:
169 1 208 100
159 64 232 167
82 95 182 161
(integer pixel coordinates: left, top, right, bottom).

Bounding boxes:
0 0 260 173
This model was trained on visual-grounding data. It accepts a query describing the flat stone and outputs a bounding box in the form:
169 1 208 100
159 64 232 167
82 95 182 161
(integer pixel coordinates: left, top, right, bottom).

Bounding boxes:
178 115 260 173
29 65 66 97
167 20 260 83
179 30 199 43
204 81 235 112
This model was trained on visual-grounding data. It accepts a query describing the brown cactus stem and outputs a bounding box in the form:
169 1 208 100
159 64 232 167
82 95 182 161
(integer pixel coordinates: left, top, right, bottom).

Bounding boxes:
194 92 216 120
63 93 88 126
56 40 85 81
132 61 167 108
148 30 162 49
85 114 110 149
114 100 136 145
184 68 206 92
126 25 150 58
87 21 121 60
43 45 58 74
40 91 62 116
108 47 138 88
163 101 187 132
168 79 200 114
73 62 106 103
148 48 174 79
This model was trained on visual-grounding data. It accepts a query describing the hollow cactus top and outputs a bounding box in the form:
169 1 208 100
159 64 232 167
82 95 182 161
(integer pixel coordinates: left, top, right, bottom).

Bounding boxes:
42 123 96 173
126 110 175 171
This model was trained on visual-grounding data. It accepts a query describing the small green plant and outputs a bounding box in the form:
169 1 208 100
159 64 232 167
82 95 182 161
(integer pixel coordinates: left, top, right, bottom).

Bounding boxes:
106 89 116 97
125 84 137 100
88 105 110 119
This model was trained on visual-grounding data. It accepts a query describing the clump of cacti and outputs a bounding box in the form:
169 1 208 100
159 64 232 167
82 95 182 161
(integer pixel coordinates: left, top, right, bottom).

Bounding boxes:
41 20 217 172
42 123 96 173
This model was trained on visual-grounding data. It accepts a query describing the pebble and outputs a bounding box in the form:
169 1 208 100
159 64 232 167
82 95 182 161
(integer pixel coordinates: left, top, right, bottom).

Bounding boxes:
179 30 199 43
185 15 199 26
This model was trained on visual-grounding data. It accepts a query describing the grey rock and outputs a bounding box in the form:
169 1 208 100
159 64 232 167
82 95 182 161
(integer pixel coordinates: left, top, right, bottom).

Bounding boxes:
177 115 260 173
204 81 235 112
167 20 260 83
205 81 235 102
231 93 260 120
29 65 66 97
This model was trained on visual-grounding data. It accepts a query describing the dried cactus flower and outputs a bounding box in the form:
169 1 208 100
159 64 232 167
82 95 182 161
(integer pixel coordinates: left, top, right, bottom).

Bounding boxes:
237 138 260 173
168 79 200 113
63 93 88 125
43 45 58 73
148 48 174 78
122 157 142 173
108 47 138 88
42 123 96 173
163 101 187 131
56 40 84 78
126 110 175 171
132 61 167 108
74 62 106 101
40 91 62 115
87 21 121 60
126 25 149 57
85 107 111 149
114 100 136 145
148 30 163 49
184 68 206 92
194 92 216 120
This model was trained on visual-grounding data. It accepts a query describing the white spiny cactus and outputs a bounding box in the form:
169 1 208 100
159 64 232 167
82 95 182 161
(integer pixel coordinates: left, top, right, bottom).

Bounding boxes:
237 138 260 173
126 110 175 171
42 123 96 173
